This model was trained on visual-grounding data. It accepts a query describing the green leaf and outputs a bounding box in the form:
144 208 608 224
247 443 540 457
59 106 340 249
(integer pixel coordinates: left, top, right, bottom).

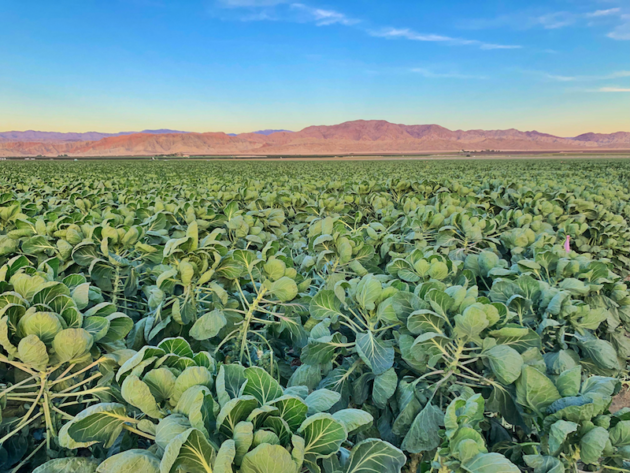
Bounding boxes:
83 316 110 342
462 453 520 473
578 338 621 371
53 328 93 363
0 316 18 357
548 420 577 456
372 368 397 409
523 455 564 473
190 309 227 340
240 444 297 473
242 366 284 405
170 366 213 405
332 409 373 434
298 413 347 458
234 421 254 465
18 334 49 370
18 310 62 344
271 277 298 302
355 332 394 375
454 305 488 344
161 428 215 473
268 395 308 432
22 235 54 255
96 450 160 473
489 325 541 353
216 395 259 437
156 415 191 450
217 364 247 407
407 309 446 335
515 366 561 415
33 458 98 473
158 337 194 358
214 440 236 473
121 375 163 419
304 388 340 415
555 366 581 397
309 290 343 321
100 313 134 343
143 368 177 403
610 420 630 447
252 429 280 447
67 403 128 448
580 426 609 465
345 439 406 473
484 345 523 385
356 275 382 311
401 402 444 454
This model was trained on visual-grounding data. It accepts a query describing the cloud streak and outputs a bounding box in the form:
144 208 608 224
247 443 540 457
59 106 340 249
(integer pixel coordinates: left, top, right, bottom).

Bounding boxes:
608 14 630 40
524 70 630 82
369 27 521 50
460 7 629 41
213 1 522 50
290 3 359 26
599 87 630 92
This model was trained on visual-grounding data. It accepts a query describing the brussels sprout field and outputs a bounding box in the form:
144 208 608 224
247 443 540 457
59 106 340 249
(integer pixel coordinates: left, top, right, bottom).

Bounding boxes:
1 158 630 473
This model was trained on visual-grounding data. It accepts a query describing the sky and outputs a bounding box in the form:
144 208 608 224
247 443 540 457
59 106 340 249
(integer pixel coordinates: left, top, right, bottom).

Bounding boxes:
1 0 629 136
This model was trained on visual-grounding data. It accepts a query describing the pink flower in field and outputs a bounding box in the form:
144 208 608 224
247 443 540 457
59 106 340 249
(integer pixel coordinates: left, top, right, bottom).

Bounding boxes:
564 235 571 254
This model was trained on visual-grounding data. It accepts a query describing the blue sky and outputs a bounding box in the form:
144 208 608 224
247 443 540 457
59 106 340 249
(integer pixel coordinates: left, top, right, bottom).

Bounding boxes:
1 0 629 135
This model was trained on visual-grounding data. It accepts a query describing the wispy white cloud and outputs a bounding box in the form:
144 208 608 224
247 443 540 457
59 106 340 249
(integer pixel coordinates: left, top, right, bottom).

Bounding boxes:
536 12 577 29
411 68 487 79
608 14 630 40
369 27 521 50
599 87 630 92
459 6 629 40
523 69 630 82
290 3 359 26
587 8 621 18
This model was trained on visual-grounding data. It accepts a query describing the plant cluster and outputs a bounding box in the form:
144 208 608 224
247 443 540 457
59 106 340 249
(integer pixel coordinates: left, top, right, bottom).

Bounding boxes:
1 159 630 473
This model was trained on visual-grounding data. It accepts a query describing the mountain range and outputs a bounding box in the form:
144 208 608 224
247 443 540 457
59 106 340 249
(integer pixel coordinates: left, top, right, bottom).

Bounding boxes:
0 120 629 157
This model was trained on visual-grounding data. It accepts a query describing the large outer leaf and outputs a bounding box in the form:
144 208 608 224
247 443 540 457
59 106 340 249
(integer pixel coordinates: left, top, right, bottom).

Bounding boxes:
298 413 347 458
355 332 394 375
304 389 341 416
310 290 343 321
372 368 397 409
345 439 406 473
240 444 297 473
242 366 284 405
18 334 49 370
217 364 246 407
484 345 523 385
190 309 227 341
579 426 609 465
160 428 215 473
268 395 308 432
53 328 93 363
401 402 444 454
332 409 373 434
216 395 259 437
33 457 98 473
214 439 236 473
121 375 163 419
515 366 561 415
96 450 160 473
67 403 128 448
462 453 520 473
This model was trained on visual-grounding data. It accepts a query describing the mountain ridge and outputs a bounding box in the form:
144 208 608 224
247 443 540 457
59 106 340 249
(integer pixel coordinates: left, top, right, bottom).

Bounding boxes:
1 120 628 156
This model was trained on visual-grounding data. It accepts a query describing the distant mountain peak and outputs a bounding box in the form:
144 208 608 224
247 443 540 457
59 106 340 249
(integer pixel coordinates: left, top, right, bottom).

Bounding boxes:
1 120 628 156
